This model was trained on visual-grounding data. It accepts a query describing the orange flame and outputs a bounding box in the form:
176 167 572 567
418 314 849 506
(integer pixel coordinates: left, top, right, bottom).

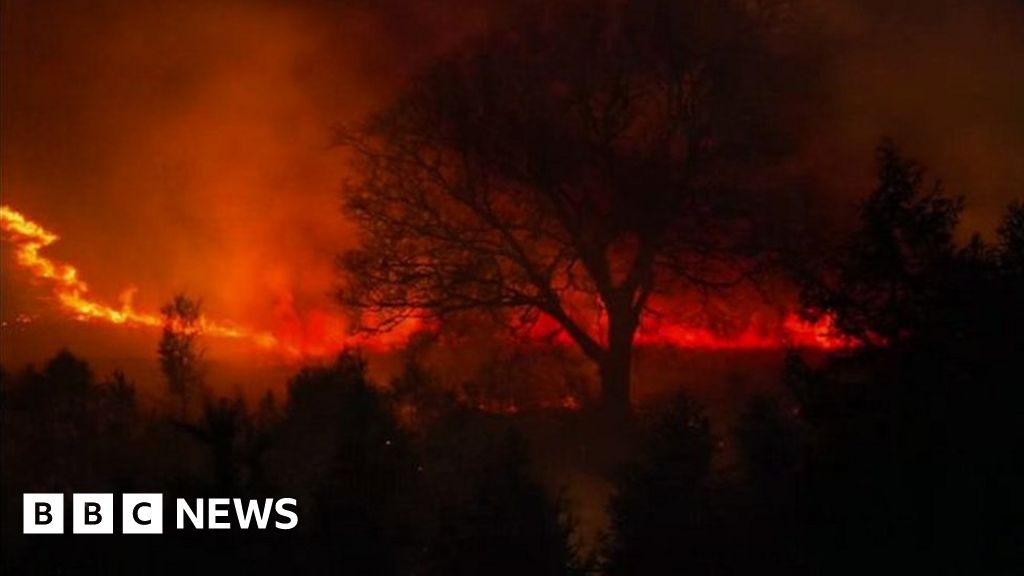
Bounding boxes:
0 205 299 352
3 204 849 360
1 205 427 358
3 205 157 328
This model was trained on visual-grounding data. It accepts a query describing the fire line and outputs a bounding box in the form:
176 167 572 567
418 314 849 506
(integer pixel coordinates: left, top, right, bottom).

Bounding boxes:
2 204 848 357
1 205 280 351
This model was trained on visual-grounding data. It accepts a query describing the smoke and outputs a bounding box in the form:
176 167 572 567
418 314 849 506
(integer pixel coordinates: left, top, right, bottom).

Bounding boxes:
1 0 492 362
800 0 1024 235
2 0 1022 364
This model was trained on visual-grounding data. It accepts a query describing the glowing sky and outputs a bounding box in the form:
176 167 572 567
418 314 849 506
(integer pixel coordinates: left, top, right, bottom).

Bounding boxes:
2 0 1023 365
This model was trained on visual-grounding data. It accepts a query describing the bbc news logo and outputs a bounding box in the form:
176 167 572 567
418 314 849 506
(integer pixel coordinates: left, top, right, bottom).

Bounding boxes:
23 494 298 534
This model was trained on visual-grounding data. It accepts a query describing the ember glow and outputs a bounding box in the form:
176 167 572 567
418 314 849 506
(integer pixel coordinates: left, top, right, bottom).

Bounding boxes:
638 313 850 351
2 204 848 357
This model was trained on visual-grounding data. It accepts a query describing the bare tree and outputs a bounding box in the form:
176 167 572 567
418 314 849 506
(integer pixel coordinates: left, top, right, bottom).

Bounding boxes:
339 0 808 415
159 294 205 419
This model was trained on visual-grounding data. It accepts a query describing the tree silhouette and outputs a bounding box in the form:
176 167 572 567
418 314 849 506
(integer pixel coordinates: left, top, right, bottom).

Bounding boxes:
98 369 138 438
603 394 717 574
339 0 809 416
998 200 1024 272
158 294 205 419
266 352 423 574
735 395 800 498
801 140 964 343
729 394 805 573
424 431 583 576
792 143 1024 571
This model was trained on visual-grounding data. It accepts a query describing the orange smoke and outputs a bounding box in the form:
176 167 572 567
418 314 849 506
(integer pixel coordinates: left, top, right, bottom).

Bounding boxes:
3 204 847 359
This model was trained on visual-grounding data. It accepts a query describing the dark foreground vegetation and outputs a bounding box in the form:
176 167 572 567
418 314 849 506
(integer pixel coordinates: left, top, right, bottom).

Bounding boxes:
2 142 1024 569
3 144 1023 574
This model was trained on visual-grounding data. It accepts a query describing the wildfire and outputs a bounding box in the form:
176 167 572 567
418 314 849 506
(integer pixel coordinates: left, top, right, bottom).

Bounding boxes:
637 313 851 351
2 204 849 360
1 205 289 352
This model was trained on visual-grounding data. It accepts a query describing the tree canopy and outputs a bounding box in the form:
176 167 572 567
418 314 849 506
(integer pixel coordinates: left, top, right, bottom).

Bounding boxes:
339 0 812 413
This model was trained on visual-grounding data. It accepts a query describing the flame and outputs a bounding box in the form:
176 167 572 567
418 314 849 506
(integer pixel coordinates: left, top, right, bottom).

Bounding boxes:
637 312 851 351
521 304 851 351
2 205 310 355
2 205 155 327
3 204 848 360
1 204 427 358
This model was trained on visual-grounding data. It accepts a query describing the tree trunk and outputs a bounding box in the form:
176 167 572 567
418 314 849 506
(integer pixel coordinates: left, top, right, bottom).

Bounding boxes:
600 346 632 417
600 302 636 418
